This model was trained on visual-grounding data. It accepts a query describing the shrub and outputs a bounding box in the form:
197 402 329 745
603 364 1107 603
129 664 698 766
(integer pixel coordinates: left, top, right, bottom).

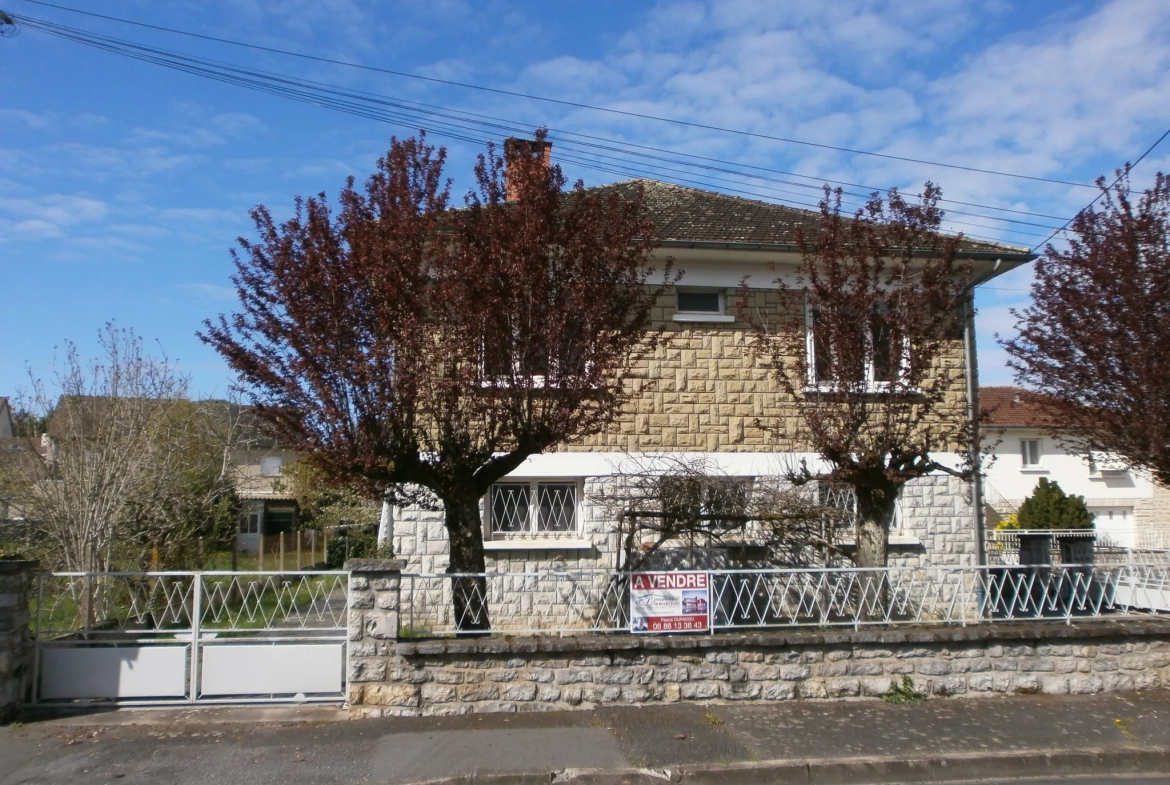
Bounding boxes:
325 526 392 568
1017 478 1094 530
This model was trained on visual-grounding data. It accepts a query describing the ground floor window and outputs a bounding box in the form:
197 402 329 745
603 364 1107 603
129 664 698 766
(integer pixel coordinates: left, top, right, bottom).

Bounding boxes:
489 480 580 536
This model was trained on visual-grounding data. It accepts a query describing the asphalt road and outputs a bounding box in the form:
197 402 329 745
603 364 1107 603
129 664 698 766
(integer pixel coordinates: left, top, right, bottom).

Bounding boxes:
3 691 1170 784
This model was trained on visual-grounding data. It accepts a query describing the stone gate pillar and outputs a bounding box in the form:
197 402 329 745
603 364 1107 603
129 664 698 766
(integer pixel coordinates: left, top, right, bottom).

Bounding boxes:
345 558 403 713
0 559 37 722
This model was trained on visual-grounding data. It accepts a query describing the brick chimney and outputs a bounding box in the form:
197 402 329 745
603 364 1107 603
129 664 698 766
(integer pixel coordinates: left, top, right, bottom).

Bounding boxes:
503 137 552 201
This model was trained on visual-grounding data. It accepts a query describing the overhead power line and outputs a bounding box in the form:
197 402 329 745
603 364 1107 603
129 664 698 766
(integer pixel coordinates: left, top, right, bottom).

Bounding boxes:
1027 125 1170 253
9 11 1068 240
16 0 1103 191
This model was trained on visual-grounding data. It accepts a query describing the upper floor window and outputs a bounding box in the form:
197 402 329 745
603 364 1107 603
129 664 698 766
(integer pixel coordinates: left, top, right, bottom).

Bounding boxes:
674 288 734 323
1020 438 1043 469
489 480 579 536
260 455 283 476
806 302 904 391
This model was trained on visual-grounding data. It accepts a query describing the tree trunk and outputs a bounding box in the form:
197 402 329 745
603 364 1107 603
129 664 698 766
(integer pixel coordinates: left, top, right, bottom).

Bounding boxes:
443 491 491 634
852 487 898 621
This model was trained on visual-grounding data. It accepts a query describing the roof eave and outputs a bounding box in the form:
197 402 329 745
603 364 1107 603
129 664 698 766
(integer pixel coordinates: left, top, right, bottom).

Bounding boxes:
655 238 1035 263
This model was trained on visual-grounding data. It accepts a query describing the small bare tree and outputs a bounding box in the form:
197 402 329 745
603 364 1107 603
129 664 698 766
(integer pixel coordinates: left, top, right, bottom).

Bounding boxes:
0 325 241 573
739 185 977 570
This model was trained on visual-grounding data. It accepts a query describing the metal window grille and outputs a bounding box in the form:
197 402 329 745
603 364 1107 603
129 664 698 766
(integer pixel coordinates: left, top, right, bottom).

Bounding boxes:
537 483 577 532
491 483 530 533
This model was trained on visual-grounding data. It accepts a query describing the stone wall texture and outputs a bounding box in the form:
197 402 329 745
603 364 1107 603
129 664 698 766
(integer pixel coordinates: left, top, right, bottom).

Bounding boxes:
0 560 35 723
394 474 977 576
561 289 970 454
347 620 1170 718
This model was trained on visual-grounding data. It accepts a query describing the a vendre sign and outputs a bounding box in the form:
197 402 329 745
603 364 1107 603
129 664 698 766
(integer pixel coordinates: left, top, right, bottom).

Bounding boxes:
629 571 710 633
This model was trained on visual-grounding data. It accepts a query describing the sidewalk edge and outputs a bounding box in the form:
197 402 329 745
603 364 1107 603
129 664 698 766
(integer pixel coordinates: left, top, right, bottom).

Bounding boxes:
407 746 1170 785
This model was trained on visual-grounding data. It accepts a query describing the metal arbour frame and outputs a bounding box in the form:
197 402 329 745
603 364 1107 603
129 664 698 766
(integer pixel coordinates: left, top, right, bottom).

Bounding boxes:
31 571 349 706
398 563 1170 637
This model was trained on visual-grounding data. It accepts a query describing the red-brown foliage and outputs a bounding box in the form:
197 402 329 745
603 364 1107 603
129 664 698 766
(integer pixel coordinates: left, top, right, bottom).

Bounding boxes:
740 185 976 568
201 132 672 625
1004 170 1170 487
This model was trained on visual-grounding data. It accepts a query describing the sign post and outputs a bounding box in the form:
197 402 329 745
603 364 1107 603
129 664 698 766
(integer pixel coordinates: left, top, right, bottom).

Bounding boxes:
629 572 710 633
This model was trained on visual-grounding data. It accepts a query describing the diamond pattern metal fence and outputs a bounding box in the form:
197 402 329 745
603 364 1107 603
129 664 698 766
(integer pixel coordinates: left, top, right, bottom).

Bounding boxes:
33 571 349 639
399 563 1170 637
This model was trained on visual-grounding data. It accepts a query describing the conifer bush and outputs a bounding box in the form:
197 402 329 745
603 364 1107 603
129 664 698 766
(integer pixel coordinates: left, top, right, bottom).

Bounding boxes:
1016 478 1094 530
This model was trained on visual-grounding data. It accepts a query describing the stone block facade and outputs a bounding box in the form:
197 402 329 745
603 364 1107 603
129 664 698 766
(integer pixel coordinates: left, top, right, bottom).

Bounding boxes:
394 473 978 576
348 619 1170 718
564 290 970 454
0 560 35 723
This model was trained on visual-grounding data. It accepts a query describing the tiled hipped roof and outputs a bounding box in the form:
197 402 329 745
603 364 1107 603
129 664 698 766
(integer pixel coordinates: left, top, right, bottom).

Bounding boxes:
594 179 1031 257
980 386 1060 429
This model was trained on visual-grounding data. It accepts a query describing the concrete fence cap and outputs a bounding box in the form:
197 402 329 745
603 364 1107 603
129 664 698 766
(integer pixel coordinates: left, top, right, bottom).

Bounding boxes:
344 558 405 573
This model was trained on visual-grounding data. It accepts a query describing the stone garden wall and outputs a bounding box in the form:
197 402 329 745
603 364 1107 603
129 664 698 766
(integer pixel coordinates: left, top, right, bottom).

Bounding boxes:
0 560 35 723
346 560 1170 718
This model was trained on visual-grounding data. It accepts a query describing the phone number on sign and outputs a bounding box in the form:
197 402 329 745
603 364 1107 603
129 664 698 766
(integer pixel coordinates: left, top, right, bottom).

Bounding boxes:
651 618 707 632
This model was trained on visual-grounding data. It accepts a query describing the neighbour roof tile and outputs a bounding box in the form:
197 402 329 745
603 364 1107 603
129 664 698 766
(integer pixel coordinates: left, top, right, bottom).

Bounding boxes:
981 386 1059 428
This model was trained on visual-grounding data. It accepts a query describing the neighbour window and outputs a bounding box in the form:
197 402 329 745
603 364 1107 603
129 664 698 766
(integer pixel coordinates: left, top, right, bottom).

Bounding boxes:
806 302 904 390
260 456 283 476
239 512 260 534
489 480 579 535
1020 439 1042 468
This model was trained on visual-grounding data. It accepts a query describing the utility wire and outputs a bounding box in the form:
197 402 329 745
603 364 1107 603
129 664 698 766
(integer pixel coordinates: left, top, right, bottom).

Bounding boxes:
11 12 1068 238
22 15 1037 247
1027 125 1170 253
15 0 1103 191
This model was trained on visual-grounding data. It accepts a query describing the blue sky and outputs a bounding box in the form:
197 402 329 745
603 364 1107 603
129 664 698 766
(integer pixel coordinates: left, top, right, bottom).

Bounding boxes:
2 0 1168 400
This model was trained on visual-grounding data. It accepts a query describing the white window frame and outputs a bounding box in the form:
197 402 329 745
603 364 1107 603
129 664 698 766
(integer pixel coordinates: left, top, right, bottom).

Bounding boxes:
673 287 735 323
484 478 583 538
805 302 909 393
259 455 283 476
1020 438 1045 471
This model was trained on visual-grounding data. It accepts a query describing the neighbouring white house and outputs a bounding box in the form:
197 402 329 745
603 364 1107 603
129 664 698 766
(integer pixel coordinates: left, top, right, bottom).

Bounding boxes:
981 386 1170 549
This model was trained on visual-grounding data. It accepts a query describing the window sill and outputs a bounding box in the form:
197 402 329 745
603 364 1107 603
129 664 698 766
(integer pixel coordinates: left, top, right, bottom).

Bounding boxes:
1019 468 1050 474
838 534 922 547
672 313 735 323
484 538 593 551
802 385 920 396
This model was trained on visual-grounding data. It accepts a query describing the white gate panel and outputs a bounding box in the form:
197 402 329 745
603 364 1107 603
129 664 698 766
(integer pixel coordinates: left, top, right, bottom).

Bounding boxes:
1115 581 1170 612
40 645 188 700
199 643 344 696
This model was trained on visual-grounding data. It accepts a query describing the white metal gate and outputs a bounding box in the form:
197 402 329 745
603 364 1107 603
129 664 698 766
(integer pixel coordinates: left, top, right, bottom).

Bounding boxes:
31 571 348 706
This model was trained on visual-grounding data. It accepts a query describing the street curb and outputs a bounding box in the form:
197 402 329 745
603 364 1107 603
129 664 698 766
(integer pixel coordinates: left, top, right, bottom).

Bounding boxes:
406 747 1170 785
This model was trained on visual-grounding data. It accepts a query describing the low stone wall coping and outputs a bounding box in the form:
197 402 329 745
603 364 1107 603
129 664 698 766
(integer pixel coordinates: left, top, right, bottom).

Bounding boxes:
345 558 405 573
395 619 1170 657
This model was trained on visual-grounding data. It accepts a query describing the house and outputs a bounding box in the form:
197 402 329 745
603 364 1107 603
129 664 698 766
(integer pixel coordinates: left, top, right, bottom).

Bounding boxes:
194 401 302 554
390 177 1035 574
981 386 1170 549
229 437 300 554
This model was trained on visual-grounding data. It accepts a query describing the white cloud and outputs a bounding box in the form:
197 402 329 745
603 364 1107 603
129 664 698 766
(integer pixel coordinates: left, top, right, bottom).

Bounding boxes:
0 194 109 239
